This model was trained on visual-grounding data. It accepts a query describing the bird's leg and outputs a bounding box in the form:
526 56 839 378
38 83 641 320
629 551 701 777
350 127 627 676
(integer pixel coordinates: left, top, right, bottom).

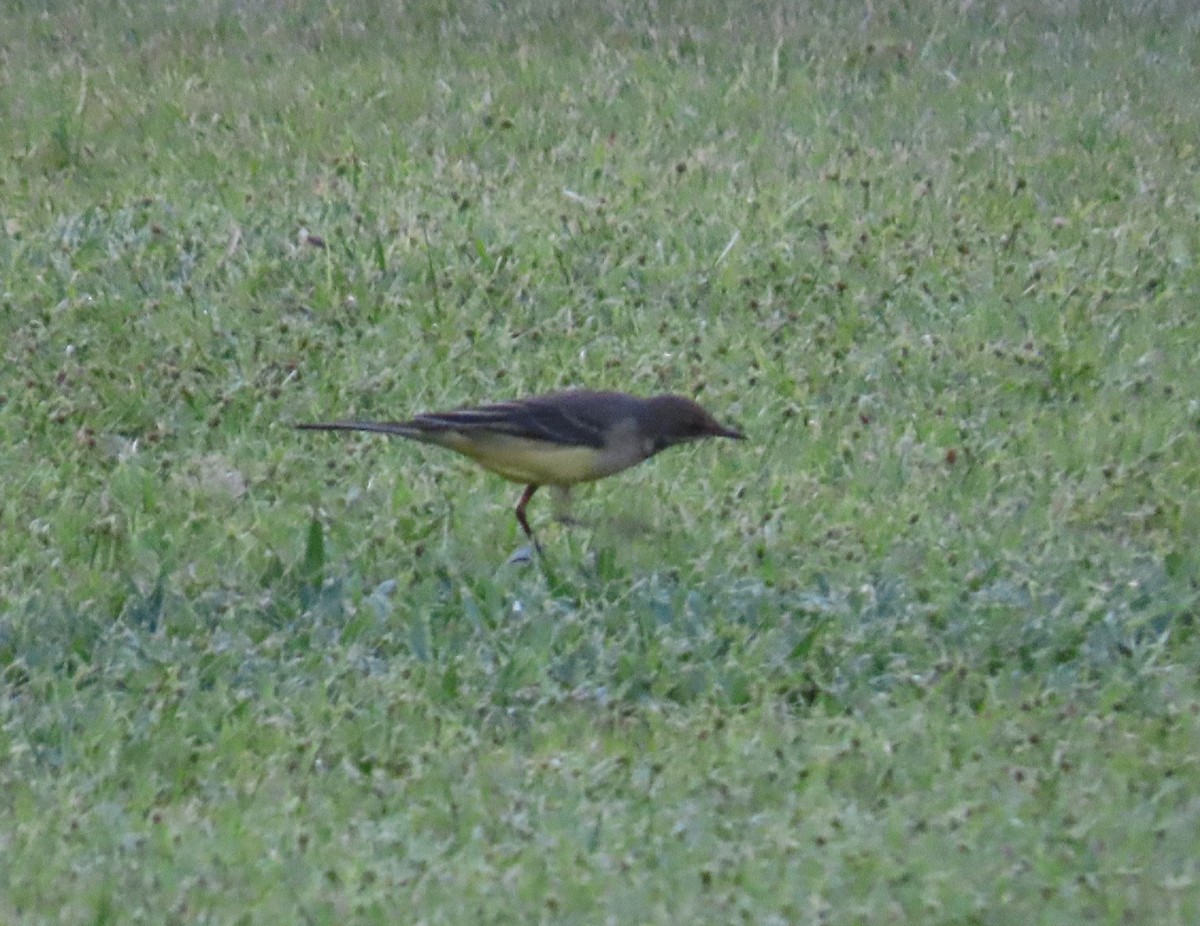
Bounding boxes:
550 486 581 525
514 484 544 556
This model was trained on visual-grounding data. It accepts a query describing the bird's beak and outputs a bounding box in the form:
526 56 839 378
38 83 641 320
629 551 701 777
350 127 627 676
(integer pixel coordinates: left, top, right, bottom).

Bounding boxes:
713 423 745 440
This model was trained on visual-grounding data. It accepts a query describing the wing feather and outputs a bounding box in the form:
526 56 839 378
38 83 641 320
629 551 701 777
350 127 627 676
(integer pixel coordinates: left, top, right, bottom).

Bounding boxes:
410 397 609 448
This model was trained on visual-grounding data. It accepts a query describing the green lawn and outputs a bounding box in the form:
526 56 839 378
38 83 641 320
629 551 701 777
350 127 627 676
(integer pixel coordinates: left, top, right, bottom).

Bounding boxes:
2 1 1198 922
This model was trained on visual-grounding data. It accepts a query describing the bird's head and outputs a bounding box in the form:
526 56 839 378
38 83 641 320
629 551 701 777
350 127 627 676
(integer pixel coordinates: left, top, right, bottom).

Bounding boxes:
641 394 744 452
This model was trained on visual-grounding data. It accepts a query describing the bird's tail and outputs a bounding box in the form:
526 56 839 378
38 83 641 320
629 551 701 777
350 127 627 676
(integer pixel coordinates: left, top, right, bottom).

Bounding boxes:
296 421 424 439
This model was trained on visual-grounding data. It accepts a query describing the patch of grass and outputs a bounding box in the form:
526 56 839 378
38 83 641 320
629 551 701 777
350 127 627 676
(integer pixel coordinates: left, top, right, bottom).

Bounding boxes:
2 0 1199 922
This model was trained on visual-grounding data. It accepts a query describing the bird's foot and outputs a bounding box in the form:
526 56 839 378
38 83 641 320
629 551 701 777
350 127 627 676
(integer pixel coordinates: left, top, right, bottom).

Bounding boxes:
506 545 537 565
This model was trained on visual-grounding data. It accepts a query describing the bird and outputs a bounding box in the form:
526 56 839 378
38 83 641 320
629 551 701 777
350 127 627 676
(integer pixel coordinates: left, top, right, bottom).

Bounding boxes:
297 389 744 555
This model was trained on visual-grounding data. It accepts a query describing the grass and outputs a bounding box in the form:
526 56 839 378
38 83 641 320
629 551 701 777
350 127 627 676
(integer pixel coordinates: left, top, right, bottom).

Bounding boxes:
2 0 1199 922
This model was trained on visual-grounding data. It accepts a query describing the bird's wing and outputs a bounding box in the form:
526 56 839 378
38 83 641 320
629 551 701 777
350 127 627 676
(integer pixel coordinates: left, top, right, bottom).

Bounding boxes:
409 397 610 448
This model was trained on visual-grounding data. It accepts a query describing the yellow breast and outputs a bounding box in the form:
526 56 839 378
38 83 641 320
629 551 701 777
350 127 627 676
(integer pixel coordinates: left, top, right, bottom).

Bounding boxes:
435 433 610 486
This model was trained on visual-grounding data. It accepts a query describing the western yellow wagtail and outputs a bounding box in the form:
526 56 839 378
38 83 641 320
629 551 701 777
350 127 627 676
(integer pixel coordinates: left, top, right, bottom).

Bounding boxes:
298 389 744 553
